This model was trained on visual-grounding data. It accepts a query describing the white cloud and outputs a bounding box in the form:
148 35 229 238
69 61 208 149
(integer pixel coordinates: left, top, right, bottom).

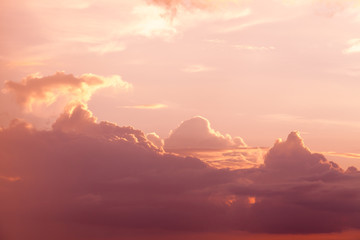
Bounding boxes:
164 116 246 152
343 39 360 54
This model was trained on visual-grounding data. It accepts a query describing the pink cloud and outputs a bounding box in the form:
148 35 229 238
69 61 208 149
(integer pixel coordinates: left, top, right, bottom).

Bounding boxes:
263 131 343 178
3 72 131 112
53 104 157 151
146 132 164 149
0 108 359 239
164 116 246 152
146 0 210 14
312 0 359 17
145 0 240 18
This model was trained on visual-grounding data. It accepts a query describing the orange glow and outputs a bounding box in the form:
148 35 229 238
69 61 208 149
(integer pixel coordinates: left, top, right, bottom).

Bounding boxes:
248 196 256 205
0 176 22 182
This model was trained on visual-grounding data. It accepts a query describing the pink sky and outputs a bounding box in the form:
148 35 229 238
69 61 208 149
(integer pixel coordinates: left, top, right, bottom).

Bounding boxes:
1 0 360 239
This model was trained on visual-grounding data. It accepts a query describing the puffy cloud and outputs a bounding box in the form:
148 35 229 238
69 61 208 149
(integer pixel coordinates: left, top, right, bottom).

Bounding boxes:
3 72 131 112
0 106 234 240
263 131 342 178
229 132 360 234
0 109 360 239
164 116 246 152
146 132 164 149
52 104 157 151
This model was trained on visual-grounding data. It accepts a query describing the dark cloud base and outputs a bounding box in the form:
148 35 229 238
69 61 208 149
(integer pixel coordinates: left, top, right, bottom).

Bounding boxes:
0 106 360 240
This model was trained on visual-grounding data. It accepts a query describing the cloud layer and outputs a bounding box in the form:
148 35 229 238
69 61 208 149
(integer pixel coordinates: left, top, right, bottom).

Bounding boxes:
0 106 359 239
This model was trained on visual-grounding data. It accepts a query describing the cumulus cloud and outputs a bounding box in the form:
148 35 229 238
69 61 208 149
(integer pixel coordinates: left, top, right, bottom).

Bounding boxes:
3 72 131 112
146 132 164 149
0 108 360 239
0 106 231 240
164 116 246 152
263 131 342 178
52 104 157 151
230 132 360 234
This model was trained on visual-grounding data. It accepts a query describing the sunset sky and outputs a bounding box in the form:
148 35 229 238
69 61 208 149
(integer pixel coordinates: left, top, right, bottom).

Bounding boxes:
1 0 360 239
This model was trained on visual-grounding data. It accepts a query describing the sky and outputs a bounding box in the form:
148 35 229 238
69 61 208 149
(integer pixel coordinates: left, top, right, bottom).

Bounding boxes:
1 0 360 239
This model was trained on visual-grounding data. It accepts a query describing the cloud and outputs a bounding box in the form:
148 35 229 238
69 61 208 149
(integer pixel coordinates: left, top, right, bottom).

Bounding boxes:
187 147 267 170
0 108 360 239
343 39 360 54
147 132 164 149
263 131 342 178
182 64 213 73
6 59 45 67
278 0 360 17
3 72 131 113
0 175 22 182
322 151 360 159
220 19 280 33
120 104 168 109
145 0 247 18
88 41 126 55
164 116 246 152
312 0 359 17
0 106 233 239
161 116 265 170
146 0 214 16
52 105 157 151
231 132 360 234
234 45 275 51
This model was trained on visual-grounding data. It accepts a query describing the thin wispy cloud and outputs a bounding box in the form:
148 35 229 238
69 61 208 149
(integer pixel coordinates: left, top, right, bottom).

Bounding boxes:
234 45 275 51
89 41 126 55
322 151 360 159
6 59 45 67
0 176 22 182
220 18 279 33
119 103 168 109
182 64 213 73
263 114 360 129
